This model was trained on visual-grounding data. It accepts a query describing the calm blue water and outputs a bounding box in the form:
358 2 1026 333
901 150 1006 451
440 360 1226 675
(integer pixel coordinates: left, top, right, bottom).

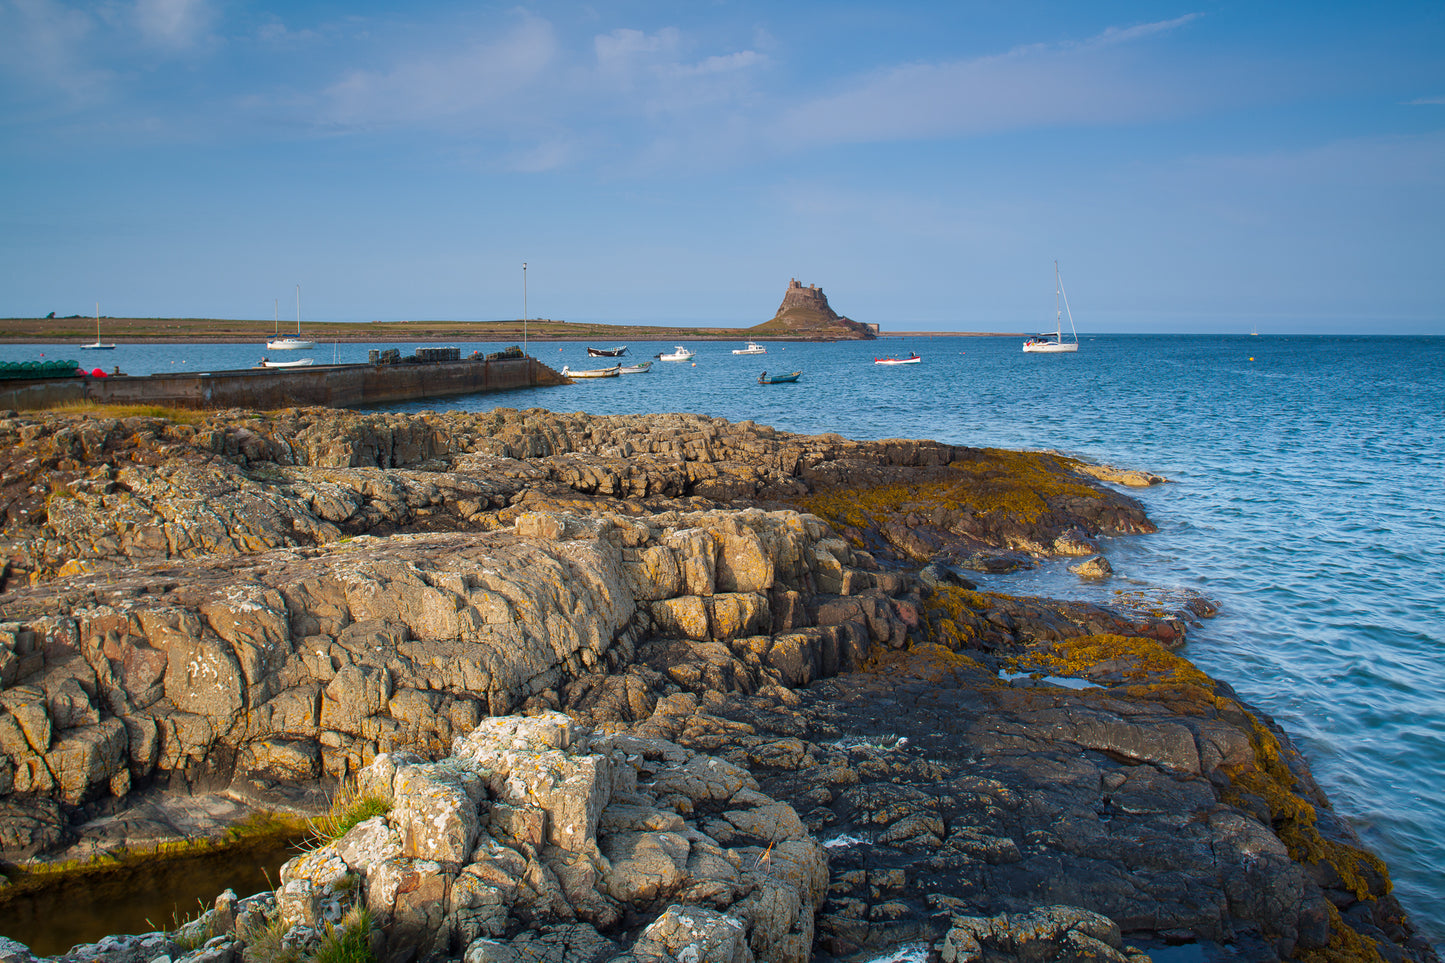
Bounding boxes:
6 334 1444 943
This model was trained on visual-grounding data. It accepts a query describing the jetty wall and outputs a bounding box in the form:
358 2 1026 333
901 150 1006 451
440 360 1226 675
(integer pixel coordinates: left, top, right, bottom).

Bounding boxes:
0 356 566 411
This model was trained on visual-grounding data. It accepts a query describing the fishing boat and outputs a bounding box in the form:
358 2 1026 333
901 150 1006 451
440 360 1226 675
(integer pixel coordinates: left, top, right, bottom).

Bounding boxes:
561 364 621 379
757 370 800 384
874 353 921 365
658 346 695 361
1023 261 1079 353
81 303 115 350
732 342 767 355
259 357 315 368
587 346 628 357
267 286 316 350
617 361 652 374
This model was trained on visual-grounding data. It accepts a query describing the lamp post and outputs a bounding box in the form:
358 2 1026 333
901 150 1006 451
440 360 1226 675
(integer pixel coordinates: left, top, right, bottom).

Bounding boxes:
522 261 528 357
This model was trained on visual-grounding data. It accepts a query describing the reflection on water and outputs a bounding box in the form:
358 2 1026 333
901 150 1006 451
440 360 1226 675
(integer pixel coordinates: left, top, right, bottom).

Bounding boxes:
0 837 305 956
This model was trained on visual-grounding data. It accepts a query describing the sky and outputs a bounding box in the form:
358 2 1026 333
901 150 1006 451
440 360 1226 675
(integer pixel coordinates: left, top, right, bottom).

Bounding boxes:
1 1 1442 334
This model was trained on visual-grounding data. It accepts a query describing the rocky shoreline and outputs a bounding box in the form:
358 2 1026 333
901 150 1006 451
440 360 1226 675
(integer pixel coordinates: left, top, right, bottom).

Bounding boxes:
0 406 1436 963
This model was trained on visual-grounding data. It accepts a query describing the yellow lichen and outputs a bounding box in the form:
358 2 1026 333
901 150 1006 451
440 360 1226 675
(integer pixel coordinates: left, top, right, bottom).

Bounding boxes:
796 450 1109 554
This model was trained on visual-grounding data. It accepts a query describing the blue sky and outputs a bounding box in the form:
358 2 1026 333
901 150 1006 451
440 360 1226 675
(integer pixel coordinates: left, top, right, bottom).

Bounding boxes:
1 1 1442 334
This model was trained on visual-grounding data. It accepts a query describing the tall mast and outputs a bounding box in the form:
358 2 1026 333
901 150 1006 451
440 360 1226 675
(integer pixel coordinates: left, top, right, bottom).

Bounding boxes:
296 284 301 335
1054 260 1061 338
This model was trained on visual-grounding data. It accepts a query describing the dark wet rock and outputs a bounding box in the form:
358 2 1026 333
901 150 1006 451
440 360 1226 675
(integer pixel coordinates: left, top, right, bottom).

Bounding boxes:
1069 555 1114 579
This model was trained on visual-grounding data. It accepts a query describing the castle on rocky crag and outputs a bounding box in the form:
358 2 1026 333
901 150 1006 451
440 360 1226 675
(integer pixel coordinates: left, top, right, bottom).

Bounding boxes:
754 279 877 339
780 278 831 311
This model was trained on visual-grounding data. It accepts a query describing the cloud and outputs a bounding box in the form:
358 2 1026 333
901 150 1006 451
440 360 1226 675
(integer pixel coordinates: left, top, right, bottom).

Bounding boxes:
318 14 559 129
595 26 681 77
1085 13 1202 49
1407 96 1445 105
0 0 114 104
769 15 1205 147
133 0 215 50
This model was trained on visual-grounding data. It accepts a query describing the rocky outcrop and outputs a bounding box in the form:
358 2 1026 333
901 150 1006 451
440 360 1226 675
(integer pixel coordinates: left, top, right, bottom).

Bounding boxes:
0 407 1436 963
0 408 1153 587
748 280 875 341
8 713 825 963
0 507 907 845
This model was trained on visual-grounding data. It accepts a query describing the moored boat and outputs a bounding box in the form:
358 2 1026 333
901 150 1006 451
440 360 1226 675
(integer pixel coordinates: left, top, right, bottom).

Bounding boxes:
757 370 801 384
733 342 767 355
259 357 315 368
874 353 921 365
81 303 115 350
658 346 695 361
617 361 651 374
587 346 628 357
561 364 621 379
267 286 316 350
1023 261 1079 353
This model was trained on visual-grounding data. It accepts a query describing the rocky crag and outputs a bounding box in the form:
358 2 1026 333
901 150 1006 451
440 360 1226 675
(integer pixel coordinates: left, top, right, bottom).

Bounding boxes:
0 406 1435 963
748 281 876 341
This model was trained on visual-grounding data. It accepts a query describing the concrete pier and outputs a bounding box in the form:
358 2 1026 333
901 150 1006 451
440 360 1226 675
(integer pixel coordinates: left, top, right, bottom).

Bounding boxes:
0 355 567 411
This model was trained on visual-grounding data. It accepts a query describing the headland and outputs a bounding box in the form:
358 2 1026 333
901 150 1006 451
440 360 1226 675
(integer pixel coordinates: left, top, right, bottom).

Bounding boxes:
0 280 1023 344
0 405 1435 963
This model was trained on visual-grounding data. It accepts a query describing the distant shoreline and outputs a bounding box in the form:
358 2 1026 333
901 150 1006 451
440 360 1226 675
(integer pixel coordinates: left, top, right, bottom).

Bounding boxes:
0 317 1024 344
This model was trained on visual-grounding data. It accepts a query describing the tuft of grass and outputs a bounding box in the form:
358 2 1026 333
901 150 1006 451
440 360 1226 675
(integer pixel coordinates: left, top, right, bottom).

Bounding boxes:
314 905 376 963
308 781 390 843
240 910 306 963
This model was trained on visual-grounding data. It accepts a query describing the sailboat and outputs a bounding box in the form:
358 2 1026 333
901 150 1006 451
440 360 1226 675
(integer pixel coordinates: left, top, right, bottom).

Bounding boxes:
81 302 115 350
1023 261 1079 353
267 285 316 350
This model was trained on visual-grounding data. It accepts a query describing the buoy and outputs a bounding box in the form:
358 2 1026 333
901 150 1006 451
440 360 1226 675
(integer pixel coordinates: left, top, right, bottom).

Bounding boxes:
91 368 107 378
1249 357 1254 362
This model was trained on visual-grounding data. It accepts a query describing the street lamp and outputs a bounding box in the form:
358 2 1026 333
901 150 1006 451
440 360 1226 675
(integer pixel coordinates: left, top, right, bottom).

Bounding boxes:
522 261 528 357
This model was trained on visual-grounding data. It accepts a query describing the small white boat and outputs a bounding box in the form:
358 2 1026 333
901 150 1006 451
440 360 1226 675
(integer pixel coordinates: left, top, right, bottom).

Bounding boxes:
81 303 115 350
617 361 652 374
562 364 621 379
260 357 314 368
1023 262 1079 353
267 286 316 350
874 353 921 365
658 346 695 361
732 341 767 355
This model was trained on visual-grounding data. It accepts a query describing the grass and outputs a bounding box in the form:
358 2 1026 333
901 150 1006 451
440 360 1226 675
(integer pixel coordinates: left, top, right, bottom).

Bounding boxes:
239 899 374 963
40 400 210 423
307 780 391 843
314 906 376 963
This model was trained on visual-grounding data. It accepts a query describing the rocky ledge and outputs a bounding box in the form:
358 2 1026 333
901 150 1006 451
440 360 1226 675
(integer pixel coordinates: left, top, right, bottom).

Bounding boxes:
0 407 1435 963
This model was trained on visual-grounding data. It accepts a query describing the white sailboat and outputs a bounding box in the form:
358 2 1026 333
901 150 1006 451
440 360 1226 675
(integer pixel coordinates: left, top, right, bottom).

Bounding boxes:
267 285 316 350
1023 262 1079 353
81 302 115 350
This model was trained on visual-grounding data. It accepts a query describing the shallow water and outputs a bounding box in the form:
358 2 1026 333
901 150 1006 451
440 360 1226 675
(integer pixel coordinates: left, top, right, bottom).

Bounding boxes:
3 333 1442 944
0 838 304 955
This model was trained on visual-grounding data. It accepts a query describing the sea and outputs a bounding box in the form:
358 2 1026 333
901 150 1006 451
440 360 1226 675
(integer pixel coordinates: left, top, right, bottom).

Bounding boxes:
4 333 1443 947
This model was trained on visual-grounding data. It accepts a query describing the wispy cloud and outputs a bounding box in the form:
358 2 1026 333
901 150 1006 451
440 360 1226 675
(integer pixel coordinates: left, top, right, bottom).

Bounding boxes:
317 14 559 130
133 0 215 50
768 15 1205 148
0 0 114 105
1085 13 1201 48
1406 95 1445 105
